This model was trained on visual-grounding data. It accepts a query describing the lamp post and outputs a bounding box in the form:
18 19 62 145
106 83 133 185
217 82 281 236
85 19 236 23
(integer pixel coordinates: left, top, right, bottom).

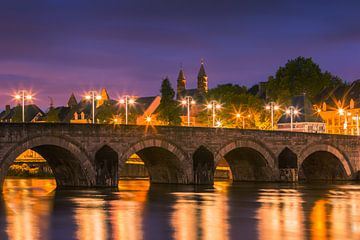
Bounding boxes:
181 96 196 126
285 106 299 132
119 95 135 125
338 108 351 134
265 102 279 130
235 113 250 129
207 100 221 127
15 90 33 123
85 91 102 124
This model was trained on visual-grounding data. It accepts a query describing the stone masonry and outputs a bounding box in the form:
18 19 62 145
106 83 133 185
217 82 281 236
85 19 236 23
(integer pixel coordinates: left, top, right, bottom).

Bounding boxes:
0 123 359 188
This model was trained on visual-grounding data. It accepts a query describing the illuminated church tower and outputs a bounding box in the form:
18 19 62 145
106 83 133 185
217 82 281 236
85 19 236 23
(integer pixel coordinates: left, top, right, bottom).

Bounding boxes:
177 68 186 98
197 61 208 94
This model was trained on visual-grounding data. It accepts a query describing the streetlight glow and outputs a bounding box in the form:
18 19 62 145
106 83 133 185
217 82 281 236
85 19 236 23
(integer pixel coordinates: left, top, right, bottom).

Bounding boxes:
146 116 152 123
285 106 299 132
119 95 136 125
206 100 221 127
14 90 33 122
266 102 280 130
85 90 101 124
181 96 196 126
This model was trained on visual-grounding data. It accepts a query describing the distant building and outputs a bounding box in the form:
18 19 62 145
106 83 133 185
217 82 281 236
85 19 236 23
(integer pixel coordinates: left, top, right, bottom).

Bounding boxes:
176 61 209 126
0 104 44 123
277 95 325 133
315 80 360 135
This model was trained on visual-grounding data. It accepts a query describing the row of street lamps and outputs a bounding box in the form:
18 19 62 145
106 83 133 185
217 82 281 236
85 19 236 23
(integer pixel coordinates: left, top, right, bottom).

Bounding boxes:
9 91 360 134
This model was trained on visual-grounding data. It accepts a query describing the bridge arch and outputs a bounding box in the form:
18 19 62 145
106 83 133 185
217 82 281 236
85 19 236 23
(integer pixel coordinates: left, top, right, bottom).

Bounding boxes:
0 135 96 188
298 143 352 180
193 146 215 184
120 138 191 184
214 139 277 181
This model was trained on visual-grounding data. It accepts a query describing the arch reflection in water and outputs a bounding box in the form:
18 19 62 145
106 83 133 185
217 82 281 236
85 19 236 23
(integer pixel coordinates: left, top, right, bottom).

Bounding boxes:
256 188 305 240
2 179 56 240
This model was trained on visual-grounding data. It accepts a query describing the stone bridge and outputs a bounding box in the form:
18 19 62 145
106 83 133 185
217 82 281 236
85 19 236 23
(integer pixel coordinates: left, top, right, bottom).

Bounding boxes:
0 123 359 189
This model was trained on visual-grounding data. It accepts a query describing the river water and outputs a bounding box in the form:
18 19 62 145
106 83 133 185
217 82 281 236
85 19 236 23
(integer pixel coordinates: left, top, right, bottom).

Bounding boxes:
0 179 359 240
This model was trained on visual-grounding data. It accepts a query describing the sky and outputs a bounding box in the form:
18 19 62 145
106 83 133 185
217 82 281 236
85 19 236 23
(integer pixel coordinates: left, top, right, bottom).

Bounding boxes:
0 0 360 109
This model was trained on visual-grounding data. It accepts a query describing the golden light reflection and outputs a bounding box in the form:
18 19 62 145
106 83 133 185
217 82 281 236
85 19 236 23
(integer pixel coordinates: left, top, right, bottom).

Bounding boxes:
257 188 304 240
310 186 360 240
2 179 56 240
111 180 149 240
73 196 108 240
171 181 230 240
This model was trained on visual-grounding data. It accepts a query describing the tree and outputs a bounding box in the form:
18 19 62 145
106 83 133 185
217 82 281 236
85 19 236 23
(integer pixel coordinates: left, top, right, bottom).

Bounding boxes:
197 84 273 129
266 56 343 103
46 107 60 122
157 78 181 125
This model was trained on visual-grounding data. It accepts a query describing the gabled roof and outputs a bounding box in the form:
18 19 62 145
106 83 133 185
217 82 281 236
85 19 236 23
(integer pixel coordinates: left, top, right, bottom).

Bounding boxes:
0 104 44 122
278 95 323 124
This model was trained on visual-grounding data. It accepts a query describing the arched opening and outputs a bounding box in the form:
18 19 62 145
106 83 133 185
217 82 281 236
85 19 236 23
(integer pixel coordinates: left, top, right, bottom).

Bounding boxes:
278 147 298 181
120 142 189 184
136 147 187 183
300 151 348 181
3 145 90 189
119 153 149 179
95 145 118 187
278 147 297 169
193 146 214 184
223 147 272 181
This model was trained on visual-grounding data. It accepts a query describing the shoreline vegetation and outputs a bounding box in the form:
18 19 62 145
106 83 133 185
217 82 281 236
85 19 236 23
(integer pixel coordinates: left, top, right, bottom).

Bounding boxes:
7 163 54 178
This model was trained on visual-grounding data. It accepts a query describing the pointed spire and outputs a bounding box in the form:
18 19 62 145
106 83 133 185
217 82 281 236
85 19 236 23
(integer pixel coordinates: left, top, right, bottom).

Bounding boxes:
197 60 208 93
67 93 78 108
177 66 187 99
198 59 207 78
97 88 110 107
178 68 186 81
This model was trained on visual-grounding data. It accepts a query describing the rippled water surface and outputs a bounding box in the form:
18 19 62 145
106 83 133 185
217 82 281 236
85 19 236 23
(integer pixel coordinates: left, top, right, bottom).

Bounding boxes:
0 179 360 240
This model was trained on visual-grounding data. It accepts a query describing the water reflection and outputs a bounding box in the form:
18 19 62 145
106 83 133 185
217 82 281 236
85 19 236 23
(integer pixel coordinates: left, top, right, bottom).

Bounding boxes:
1 179 56 240
257 187 305 239
1 179 360 240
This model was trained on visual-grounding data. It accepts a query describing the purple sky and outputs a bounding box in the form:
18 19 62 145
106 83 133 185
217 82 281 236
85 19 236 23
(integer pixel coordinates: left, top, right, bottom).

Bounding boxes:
1 0 360 110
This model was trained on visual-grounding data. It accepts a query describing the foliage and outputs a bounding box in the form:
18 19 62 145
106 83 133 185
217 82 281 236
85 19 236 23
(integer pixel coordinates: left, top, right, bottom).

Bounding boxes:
197 84 278 129
46 107 60 122
96 101 117 124
7 163 54 177
266 56 343 103
157 78 181 125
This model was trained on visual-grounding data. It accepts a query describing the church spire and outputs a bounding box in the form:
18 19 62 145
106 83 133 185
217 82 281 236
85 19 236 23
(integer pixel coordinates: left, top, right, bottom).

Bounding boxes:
197 60 208 93
177 67 186 99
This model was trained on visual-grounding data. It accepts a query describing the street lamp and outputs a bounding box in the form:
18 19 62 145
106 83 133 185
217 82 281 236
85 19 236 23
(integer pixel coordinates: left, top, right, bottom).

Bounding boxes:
14 90 33 123
207 100 221 127
235 113 250 129
338 108 351 134
85 91 102 124
119 95 136 125
265 102 280 130
285 106 299 132
181 96 196 126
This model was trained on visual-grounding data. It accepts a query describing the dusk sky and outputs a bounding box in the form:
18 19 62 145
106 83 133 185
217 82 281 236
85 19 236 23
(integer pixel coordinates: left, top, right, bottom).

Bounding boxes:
1 0 360 109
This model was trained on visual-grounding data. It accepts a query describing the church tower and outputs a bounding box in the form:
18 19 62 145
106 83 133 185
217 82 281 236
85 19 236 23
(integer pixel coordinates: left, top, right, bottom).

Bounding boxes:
177 68 186 99
197 61 208 94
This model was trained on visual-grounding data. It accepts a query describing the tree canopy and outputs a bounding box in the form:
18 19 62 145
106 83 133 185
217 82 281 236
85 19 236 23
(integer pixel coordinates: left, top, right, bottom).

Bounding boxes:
157 78 181 125
266 56 343 103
